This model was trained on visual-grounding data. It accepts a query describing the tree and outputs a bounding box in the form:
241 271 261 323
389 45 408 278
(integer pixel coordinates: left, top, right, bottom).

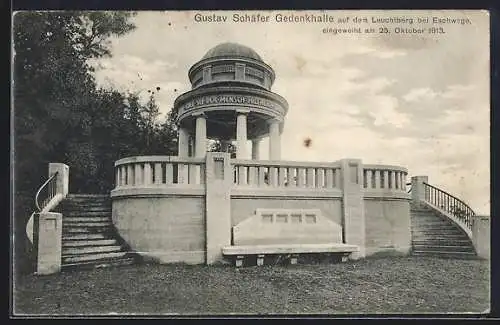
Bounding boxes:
208 140 237 158
13 11 138 196
12 11 182 275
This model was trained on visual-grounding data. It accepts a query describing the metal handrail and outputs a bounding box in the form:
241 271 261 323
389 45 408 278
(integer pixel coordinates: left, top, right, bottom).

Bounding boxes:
422 181 476 229
35 172 59 212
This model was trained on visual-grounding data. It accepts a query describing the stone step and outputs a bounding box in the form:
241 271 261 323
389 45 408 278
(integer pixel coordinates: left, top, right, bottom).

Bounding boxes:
411 227 464 232
411 231 468 237
410 217 451 223
63 227 112 234
62 251 128 263
412 239 472 245
63 216 111 223
411 224 456 229
411 215 447 220
412 244 475 252
63 211 112 217
62 245 123 256
66 194 110 199
411 250 477 259
62 221 112 228
411 217 449 222
61 256 136 270
411 236 469 243
412 227 461 232
62 204 110 210
411 232 465 239
63 239 117 247
63 233 110 240
62 199 110 205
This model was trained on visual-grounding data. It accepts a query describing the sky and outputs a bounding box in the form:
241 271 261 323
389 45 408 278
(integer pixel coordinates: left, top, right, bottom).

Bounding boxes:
89 10 490 214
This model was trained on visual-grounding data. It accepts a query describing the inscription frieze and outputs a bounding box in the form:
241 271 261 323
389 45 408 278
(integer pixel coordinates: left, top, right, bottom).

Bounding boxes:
179 94 279 113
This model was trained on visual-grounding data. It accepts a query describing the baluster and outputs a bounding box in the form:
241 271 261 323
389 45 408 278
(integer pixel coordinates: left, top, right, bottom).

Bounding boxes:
389 171 395 190
248 166 257 186
269 167 278 187
316 168 325 188
166 163 174 184
365 170 372 189
134 163 142 185
120 166 127 186
306 168 315 188
154 163 162 184
297 168 305 188
383 170 389 189
200 164 206 185
258 166 266 186
334 169 340 188
189 164 198 185
127 164 134 186
279 167 287 186
144 163 152 185
374 170 381 189
325 168 334 188
286 167 296 187
237 165 246 186
116 168 121 188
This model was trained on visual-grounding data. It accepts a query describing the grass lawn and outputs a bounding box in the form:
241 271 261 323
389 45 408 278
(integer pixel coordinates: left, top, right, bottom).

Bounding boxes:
13 256 490 315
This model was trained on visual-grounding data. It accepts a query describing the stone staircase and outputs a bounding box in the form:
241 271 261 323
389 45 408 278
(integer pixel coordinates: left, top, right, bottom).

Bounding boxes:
55 194 138 270
410 203 476 258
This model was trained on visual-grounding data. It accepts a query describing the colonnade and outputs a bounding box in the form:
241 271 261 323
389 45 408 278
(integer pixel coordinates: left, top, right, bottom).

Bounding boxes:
178 112 281 160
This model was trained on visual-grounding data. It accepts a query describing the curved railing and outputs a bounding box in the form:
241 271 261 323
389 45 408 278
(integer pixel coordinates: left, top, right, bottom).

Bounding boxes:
27 170 63 245
35 171 59 212
423 182 476 229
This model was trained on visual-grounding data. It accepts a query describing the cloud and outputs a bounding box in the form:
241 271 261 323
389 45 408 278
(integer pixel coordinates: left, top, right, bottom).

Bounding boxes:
89 10 489 213
403 87 439 102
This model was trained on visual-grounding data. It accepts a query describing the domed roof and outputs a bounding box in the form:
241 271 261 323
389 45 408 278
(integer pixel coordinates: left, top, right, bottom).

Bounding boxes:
202 42 263 62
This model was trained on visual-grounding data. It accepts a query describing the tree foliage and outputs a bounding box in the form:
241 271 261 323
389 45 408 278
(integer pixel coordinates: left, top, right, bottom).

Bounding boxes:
13 11 177 273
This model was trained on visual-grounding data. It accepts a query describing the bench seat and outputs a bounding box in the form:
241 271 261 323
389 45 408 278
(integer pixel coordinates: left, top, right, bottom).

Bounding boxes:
222 243 359 256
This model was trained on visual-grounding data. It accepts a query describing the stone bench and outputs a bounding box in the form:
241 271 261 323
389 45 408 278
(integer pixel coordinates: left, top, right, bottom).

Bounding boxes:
223 208 359 267
222 243 359 267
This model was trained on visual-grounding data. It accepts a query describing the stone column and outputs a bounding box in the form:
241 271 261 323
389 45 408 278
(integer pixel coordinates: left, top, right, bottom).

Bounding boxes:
411 176 429 205
236 111 248 159
251 139 261 160
268 119 281 160
178 127 189 157
205 152 232 264
340 159 365 259
34 212 63 275
194 114 207 158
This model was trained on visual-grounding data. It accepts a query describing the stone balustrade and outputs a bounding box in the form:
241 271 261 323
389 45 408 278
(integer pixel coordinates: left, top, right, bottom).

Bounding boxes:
231 159 342 189
363 165 408 192
112 157 409 200
114 156 206 188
